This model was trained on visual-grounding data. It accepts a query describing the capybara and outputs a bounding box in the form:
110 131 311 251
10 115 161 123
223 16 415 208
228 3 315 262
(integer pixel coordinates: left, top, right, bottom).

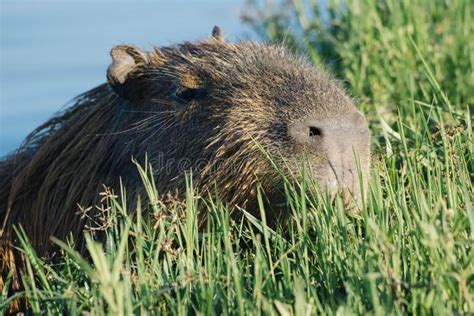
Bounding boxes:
0 26 370 305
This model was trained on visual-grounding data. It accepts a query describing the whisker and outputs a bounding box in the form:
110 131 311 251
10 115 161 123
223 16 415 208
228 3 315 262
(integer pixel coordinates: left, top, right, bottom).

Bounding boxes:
123 110 174 114
95 112 174 136
138 116 177 147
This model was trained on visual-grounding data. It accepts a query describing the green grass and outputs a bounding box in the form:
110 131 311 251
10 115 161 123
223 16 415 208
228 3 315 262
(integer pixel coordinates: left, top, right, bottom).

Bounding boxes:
2 0 473 314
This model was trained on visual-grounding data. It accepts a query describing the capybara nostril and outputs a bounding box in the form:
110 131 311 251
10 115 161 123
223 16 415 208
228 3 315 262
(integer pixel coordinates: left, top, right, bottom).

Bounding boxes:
289 120 325 145
308 126 323 137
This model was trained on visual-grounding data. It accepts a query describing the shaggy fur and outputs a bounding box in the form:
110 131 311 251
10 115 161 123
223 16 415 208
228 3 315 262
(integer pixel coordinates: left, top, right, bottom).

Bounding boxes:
0 28 370 308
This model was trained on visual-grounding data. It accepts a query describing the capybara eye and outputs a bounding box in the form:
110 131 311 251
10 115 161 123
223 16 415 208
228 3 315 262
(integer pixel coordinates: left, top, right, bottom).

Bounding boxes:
309 126 323 137
173 86 209 104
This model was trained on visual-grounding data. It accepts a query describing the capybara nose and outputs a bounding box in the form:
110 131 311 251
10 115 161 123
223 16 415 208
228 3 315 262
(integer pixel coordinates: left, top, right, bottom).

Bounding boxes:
288 114 368 210
290 112 367 145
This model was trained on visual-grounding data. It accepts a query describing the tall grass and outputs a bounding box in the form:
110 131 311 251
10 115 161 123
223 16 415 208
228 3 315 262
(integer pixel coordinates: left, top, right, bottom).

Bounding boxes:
1 0 473 314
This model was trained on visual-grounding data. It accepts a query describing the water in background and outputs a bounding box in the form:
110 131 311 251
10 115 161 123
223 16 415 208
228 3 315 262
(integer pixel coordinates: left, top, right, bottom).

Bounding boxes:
0 1 252 155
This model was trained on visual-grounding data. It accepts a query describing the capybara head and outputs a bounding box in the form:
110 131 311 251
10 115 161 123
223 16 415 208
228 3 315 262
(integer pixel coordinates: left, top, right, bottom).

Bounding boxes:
1 27 370 258
105 27 370 210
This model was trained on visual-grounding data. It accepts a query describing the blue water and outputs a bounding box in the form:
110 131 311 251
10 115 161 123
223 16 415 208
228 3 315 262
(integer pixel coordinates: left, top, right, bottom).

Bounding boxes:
0 1 252 155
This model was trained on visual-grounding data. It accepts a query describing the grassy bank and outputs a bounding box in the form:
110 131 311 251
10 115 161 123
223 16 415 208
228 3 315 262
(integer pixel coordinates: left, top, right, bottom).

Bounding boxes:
2 0 473 314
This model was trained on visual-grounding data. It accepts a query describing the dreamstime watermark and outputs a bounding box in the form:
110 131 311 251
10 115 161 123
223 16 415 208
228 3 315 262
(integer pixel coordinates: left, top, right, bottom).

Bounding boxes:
144 151 249 178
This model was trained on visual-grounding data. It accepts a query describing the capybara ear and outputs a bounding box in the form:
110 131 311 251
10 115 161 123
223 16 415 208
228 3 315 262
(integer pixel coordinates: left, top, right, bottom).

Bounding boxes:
211 25 224 41
107 45 150 100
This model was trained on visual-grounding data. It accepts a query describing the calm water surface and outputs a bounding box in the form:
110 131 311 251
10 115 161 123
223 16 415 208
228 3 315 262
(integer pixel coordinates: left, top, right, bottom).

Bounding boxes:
0 1 251 155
